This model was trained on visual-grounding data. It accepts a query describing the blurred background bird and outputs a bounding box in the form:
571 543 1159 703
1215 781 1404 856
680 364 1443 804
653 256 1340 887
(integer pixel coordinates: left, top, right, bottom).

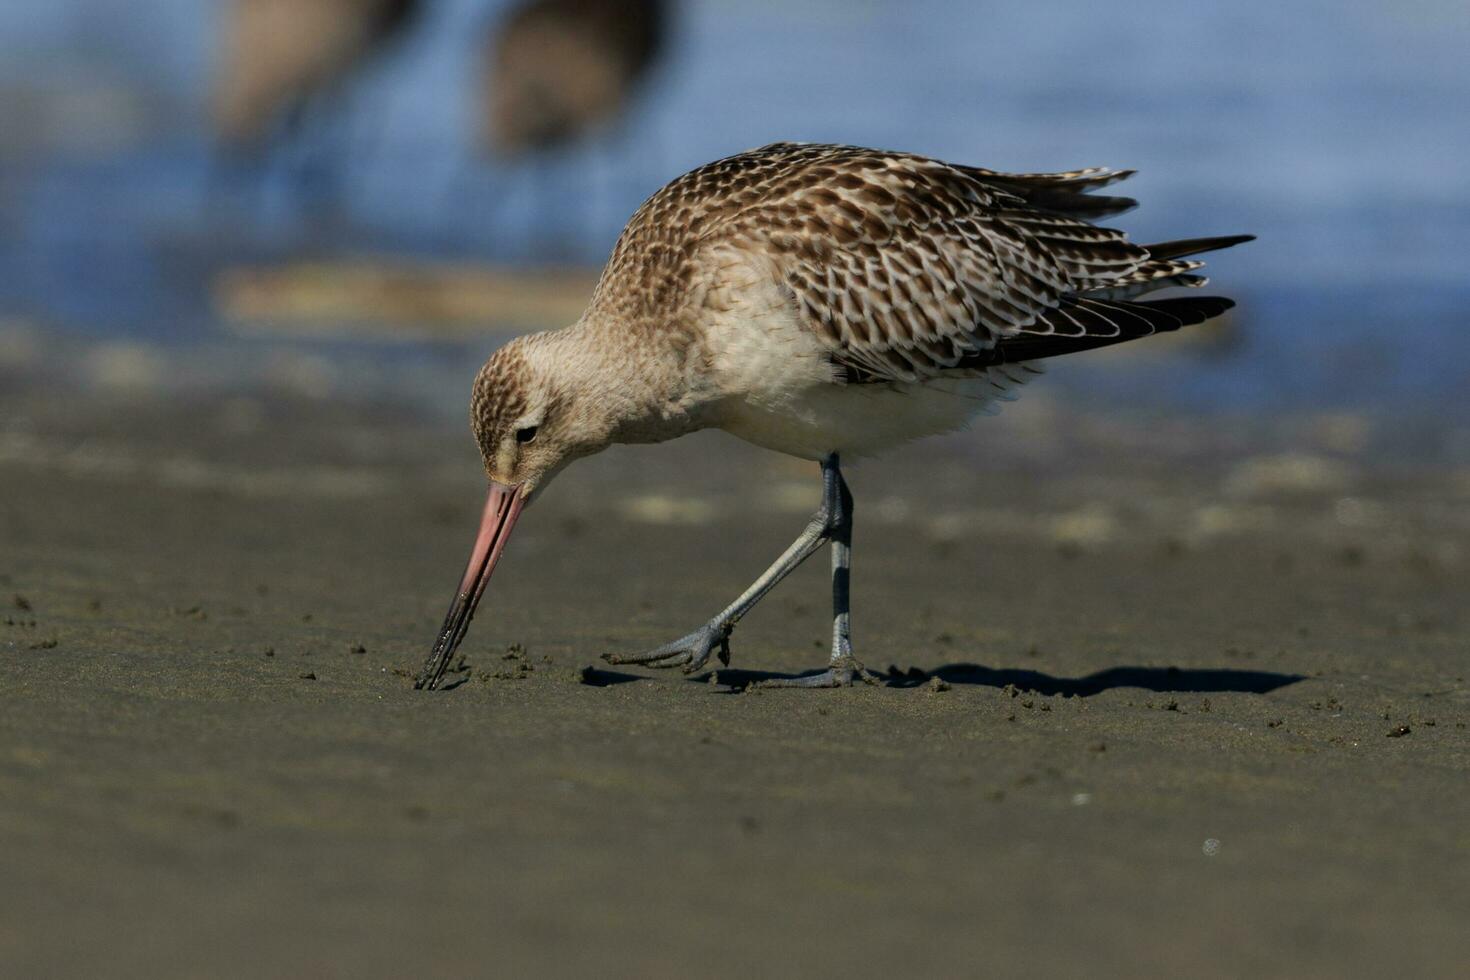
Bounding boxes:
477 0 670 251
211 0 424 221
482 0 667 158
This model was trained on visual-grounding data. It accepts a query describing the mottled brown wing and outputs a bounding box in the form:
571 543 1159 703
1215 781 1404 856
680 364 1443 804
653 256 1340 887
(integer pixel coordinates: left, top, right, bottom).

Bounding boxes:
712 145 1157 382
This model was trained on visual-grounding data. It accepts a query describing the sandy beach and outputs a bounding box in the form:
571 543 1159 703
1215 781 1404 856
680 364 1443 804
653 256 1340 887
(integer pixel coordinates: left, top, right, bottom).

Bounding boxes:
3 381 1466 978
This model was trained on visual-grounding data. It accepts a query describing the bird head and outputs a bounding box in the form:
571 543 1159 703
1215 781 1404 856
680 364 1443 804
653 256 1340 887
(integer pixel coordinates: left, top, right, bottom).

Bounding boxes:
469 335 584 500
415 332 608 690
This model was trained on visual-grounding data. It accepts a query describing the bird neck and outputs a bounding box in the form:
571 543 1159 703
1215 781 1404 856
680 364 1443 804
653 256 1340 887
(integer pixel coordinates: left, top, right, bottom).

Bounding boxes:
542 314 708 447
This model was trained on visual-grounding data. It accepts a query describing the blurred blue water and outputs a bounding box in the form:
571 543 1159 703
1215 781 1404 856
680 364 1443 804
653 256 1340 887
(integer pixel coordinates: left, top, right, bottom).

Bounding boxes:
1 0 1467 414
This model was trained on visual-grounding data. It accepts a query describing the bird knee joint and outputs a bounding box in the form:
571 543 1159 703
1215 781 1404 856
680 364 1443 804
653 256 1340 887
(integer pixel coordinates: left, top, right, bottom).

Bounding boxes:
816 502 850 537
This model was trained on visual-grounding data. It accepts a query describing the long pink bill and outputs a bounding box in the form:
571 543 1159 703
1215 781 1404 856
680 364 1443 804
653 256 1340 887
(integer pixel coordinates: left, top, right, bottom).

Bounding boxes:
414 481 525 691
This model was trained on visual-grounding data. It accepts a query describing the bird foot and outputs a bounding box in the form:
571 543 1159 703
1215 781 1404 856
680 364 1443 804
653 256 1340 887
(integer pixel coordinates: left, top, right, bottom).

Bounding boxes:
748 658 880 689
604 621 733 674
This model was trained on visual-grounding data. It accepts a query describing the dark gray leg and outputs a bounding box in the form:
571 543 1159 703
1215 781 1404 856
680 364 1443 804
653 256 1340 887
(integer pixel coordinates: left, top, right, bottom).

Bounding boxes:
604 454 874 686
750 462 876 688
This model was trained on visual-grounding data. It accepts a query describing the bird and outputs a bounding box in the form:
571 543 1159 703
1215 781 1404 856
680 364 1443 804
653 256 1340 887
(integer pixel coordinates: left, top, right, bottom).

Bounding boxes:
414 142 1253 691
481 0 668 157
211 0 422 205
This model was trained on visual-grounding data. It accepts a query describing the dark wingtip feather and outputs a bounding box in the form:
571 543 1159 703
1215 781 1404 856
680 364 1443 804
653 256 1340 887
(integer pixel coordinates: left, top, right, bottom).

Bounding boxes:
1027 191 1139 219
960 295 1238 369
1143 235 1256 261
1142 295 1236 320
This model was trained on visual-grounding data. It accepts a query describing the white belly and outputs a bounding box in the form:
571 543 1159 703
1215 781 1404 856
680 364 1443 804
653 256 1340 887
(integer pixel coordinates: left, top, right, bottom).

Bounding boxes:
719 371 1030 460
698 272 1037 460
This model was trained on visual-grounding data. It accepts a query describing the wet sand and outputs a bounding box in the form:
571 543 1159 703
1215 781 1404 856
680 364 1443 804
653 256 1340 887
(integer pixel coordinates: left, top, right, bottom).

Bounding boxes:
2 387 1468 978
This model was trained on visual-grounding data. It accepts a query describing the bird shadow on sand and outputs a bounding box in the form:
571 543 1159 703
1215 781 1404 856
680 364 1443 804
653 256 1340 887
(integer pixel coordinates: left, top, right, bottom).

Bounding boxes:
896 662 1303 696
608 661 1305 695
576 666 649 687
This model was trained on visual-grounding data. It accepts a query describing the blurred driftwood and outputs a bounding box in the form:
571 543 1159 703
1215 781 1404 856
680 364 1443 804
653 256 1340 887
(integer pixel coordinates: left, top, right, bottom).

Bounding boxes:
214 261 600 337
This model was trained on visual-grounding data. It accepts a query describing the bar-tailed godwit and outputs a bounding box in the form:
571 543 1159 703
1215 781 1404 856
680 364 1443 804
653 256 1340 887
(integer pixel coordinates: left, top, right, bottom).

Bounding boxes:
416 142 1252 690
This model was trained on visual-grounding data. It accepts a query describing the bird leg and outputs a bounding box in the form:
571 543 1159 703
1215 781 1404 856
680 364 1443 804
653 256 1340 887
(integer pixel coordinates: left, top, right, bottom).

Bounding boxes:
748 458 878 689
605 454 876 686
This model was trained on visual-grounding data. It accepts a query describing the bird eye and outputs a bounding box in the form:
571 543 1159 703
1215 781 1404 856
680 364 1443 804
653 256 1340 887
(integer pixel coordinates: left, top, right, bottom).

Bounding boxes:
515 425 538 444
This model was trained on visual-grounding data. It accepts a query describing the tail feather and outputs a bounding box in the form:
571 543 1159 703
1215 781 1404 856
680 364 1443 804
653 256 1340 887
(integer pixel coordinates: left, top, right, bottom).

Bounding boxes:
967 165 1136 192
1016 189 1137 219
1142 234 1255 261
1082 257 1208 300
968 165 1139 218
1075 233 1253 301
1085 272 1206 301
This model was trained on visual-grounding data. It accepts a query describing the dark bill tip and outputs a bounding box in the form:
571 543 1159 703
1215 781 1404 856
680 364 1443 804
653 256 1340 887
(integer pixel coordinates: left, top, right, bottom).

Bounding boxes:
414 481 524 691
